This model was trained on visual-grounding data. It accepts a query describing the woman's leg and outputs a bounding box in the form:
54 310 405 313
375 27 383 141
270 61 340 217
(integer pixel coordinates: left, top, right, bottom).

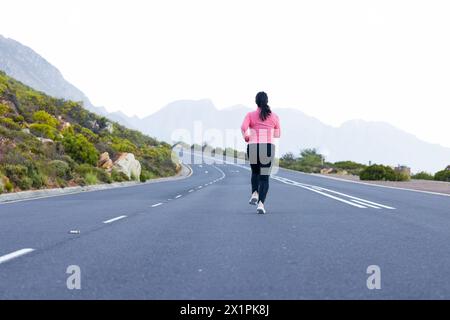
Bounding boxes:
258 144 275 203
248 144 261 194
258 174 269 203
250 164 260 193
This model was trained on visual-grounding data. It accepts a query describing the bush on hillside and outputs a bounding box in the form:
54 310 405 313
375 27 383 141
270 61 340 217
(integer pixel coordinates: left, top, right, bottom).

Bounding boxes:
32 110 58 128
0 117 21 130
74 163 112 184
62 133 99 165
0 103 10 115
29 123 59 140
111 169 129 182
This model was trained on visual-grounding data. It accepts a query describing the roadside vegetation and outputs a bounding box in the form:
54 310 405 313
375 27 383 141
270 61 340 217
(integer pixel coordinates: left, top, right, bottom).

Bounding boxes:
281 148 449 182
0 71 178 194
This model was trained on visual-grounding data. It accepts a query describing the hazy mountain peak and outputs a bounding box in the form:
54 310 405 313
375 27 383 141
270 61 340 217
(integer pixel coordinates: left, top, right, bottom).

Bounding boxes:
0 35 112 117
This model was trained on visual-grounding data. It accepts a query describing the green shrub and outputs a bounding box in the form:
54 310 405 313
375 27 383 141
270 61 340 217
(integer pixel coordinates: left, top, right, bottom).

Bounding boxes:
111 137 137 153
3 164 27 189
32 110 58 128
95 168 112 184
75 163 111 184
47 160 71 179
111 169 129 182
4 180 14 192
0 103 10 115
139 170 154 182
55 177 67 188
360 165 389 181
29 123 58 140
394 172 410 181
0 117 21 130
74 163 95 176
62 133 99 165
59 155 76 170
84 172 98 185
360 164 409 181
412 171 434 180
333 160 367 174
434 170 450 182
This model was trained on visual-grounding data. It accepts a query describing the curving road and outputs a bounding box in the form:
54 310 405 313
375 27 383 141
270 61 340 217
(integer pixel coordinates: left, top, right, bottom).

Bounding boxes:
0 153 450 299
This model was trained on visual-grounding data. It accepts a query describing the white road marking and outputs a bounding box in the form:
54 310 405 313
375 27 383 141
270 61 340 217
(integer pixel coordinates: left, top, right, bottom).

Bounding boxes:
192 152 398 209
175 195 182 199
272 176 368 208
103 215 127 224
198 186 202 189
315 187 396 210
0 248 35 265
151 202 163 207
188 189 194 193
351 199 381 209
270 175 397 210
205 171 209 174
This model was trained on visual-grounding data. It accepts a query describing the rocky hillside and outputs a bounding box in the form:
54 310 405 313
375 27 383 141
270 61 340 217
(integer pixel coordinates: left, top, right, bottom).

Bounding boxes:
0 71 178 194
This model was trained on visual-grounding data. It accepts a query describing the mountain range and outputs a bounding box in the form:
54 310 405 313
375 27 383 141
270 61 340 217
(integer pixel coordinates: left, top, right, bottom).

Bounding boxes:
1 35 448 172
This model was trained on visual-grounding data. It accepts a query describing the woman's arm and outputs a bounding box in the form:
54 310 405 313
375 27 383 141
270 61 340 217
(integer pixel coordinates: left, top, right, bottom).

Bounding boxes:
241 113 251 142
274 114 281 138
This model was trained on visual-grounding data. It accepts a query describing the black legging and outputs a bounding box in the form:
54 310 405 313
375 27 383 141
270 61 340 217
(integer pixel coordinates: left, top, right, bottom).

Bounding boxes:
247 143 275 203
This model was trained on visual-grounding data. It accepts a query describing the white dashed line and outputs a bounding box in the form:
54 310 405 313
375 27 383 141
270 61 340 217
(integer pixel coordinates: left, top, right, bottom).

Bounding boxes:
151 203 163 207
175 195 182 199
0 248 35 265
188 189 194 193
103 215 127 224
198 186 202 189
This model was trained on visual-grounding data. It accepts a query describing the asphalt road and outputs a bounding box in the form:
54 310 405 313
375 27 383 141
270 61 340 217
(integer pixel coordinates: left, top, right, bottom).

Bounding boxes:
0 153 449 299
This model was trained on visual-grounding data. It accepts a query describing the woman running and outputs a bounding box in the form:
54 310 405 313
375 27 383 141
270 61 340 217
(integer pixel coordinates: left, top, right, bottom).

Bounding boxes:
241 91 281 214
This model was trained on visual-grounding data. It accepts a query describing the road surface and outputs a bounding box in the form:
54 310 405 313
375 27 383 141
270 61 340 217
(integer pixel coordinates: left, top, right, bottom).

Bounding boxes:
0 154 449 299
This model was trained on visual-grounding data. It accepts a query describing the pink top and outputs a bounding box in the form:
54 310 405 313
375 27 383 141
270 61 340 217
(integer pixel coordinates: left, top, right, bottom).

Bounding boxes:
241 108 281 144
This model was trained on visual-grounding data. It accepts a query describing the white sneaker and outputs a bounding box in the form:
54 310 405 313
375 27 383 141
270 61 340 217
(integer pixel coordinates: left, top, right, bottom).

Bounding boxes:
256 201 266 214
249 191 259 205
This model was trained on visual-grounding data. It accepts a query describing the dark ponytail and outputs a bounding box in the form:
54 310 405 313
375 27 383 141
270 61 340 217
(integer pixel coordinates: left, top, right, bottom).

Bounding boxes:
255 91 271 121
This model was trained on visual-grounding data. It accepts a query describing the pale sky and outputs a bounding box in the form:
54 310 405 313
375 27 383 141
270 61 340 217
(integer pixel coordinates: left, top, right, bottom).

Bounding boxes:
1 0 449 147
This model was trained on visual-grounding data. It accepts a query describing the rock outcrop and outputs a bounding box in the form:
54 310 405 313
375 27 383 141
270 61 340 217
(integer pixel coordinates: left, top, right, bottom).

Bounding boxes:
98 152 113 171
113 153 141 180
37 137 54 144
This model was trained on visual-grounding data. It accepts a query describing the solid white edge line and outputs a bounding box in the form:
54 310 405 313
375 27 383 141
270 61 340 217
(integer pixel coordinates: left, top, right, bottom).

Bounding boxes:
296 169 450 198
151 202 163 207
0 248 35 264
103 215 127 224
